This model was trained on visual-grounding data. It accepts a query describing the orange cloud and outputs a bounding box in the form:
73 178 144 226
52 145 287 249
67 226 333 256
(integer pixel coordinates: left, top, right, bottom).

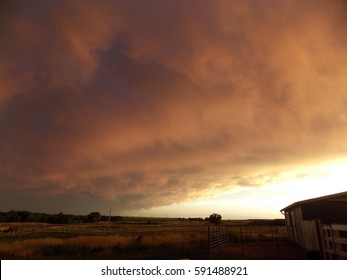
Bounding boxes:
1 0 347 214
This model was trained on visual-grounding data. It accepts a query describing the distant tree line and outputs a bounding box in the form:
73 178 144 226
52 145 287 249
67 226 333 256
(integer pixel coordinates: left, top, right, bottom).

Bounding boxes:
0 209 124 224
187 217 204 222
246 219 285 226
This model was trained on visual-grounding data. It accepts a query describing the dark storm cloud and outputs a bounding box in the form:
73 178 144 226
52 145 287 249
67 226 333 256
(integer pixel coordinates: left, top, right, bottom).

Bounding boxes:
1 0 347 213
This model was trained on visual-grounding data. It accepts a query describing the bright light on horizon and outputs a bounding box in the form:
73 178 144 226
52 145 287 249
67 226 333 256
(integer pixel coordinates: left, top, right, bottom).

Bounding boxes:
128 160 347 219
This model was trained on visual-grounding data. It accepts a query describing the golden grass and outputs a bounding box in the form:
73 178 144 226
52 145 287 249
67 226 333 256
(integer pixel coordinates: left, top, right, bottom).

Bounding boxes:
65 235 134 248
0 222 47 228
0 232 205 259
61 232 205 248
0 237 63 258
142 232 205 247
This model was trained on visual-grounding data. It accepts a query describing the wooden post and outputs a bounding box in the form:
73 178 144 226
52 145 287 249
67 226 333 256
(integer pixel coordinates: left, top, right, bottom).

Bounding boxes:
275 227 280 259
208 224 211 259
108 208 111 231
240 226 244 256
329 224 337 257
315 219 325 259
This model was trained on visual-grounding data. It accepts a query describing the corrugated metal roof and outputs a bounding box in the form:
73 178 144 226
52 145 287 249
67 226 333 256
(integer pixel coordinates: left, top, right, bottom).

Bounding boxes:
280 191 347 213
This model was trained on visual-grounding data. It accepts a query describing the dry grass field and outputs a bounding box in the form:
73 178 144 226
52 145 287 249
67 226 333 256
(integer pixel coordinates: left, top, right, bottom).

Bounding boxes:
0 232 208 259
0 220 305 260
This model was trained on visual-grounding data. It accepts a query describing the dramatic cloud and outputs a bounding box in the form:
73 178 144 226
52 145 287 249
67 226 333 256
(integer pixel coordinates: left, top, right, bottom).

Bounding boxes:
1 0 347 214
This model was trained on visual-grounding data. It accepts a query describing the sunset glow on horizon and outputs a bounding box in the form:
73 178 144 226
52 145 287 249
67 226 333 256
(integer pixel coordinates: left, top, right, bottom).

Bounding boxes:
1 0 347 219
127 159 347 219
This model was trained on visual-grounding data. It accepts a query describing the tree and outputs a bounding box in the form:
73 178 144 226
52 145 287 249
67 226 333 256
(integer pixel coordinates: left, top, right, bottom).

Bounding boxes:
7 209 20 222
17 211 30 222
208 213 222 225
86 212 101 223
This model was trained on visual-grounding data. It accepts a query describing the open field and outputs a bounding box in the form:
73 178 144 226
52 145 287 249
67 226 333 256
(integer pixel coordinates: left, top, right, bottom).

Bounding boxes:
0 232 208 259
0 219 305 260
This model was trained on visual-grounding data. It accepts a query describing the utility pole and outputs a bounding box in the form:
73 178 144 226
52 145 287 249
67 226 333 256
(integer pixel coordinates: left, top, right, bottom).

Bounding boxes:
108 208 111 230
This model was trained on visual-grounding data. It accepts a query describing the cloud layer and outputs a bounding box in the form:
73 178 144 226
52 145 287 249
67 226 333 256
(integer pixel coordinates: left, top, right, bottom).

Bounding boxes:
1 0 347 214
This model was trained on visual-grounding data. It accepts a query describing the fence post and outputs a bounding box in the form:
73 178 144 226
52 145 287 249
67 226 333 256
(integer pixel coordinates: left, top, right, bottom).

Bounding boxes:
315 219 325 259
240 226 244 256
208 224 211 259
275 227 280 259
329 224 337 257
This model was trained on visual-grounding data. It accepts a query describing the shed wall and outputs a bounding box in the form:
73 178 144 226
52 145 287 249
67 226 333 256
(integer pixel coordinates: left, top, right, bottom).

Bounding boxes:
301 220 320 251
302 201 347 224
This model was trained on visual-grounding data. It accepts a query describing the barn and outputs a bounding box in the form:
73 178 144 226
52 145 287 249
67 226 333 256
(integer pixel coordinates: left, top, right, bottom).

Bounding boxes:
280 191 347 259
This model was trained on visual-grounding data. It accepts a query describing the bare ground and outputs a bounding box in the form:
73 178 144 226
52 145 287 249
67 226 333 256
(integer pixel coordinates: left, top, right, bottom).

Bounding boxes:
214 240 307 259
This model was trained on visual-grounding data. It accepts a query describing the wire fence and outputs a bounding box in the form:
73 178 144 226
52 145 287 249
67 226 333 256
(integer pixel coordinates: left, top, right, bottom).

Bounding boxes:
0 223 208 235
208 225 287 258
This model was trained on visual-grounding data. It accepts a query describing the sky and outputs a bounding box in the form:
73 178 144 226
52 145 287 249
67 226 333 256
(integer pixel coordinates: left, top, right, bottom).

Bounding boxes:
1 0 347 219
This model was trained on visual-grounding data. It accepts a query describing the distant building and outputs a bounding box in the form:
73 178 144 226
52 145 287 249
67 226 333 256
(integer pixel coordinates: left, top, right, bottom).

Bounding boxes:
281 191 347 259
